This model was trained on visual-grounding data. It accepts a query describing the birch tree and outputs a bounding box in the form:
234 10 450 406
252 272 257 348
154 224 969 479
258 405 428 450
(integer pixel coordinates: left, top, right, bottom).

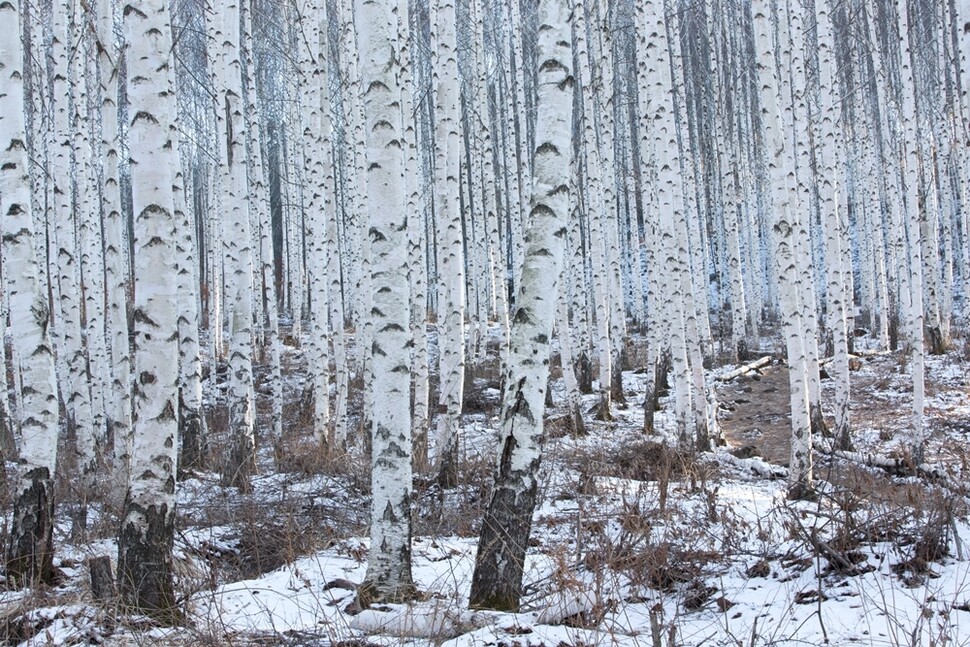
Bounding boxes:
469 0 574 611
752 0 814 498
356 0 416 603
432 0 466 488
96 0 133 487
210 0 257 488
117 0 181 619
2 0 61 587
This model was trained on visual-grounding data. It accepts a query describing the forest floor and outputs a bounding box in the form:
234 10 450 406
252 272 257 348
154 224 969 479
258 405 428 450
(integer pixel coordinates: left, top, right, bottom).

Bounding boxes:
4 331 970 646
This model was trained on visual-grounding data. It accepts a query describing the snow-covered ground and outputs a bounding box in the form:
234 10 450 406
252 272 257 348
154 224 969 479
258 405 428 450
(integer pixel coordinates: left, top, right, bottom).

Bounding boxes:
4 335 970 646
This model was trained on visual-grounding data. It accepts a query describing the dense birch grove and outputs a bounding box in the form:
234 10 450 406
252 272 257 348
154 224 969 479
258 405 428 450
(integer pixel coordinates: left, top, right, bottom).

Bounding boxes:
2 0 970 619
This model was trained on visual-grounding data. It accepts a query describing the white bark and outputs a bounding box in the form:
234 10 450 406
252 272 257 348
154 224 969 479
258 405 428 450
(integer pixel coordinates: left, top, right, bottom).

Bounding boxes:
243 0 282 453
753 0 813 498
432 0 466 486
97 0 133 488
815 0 851 448
175 160 206 472
118 0 180 617
298 0 331 445
356 0 415 603
895 0 927 459
210 0 257 488
469 0 573 610
1 0 60 585
400 1 429 468
52 1 95 497
574 3 612 420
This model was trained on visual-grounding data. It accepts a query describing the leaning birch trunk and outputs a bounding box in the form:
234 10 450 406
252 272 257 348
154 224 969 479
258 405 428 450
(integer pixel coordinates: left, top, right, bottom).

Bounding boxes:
782 0 826 442
432 0 466 489
400 2 430 469
2 0 60 587
469 0 573 611
117 0 180 620
356 0 416 604
574 2 612 420
956 0 970 325
556 279 586 437
318 12 348 447
73 36 106 535
212 0 257 489
663 0 716 450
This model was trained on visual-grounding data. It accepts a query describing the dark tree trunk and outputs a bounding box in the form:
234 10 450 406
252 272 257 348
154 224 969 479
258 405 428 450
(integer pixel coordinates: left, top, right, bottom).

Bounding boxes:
221 398 255 493
178 392 207 473
610 355 625 406
927 325 945 355
575 351 593 394
117 501 179 624
6 467 55 587
468 435 540 611
810 401 829 439
569 401 586 437
88 555 116 602
436 434 460 489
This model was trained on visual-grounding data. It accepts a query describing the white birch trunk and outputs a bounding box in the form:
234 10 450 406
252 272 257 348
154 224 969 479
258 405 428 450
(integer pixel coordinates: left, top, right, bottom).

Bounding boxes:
753 0 813 498
97 0 133 491
297 0 331 445
815 0 851 449
175 159 206 472
318 10 348 447
356 0 415 603
2 0 60 586
51 2 96 515
575 3 612 420
118 0 180 618
211 0 257 488
469 0 573 609
895 0 927 460
242 0 282 453
431 0 466 488
400 2 430 468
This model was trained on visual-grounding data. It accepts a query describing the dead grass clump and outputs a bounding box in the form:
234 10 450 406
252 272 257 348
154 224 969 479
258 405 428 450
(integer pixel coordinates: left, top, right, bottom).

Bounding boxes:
575 440 713 485
275 436 367 482
234 519 333 578
201 499 339 582
587 540 711 593
414 451 493 537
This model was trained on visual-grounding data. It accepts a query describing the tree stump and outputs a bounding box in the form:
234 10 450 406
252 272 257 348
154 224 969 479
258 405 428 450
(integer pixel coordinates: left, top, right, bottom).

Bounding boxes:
88 555 116 602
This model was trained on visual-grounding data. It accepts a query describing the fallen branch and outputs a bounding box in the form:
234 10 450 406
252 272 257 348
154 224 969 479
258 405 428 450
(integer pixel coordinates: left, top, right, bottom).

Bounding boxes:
826 449 946 481
717 356 771 382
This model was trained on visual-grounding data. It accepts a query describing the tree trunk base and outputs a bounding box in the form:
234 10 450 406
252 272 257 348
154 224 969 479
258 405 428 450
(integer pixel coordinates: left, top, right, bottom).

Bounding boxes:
927 326 946 356
118 501 180 625
88 555 116 602
436 439 460 490
178 402 207 473
6 467 55 587
469 477 537 611
610 362 625 406
810 402 829 439
576 354 593 394
570 402 586 437
221 434 255 493
595 392 612 422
